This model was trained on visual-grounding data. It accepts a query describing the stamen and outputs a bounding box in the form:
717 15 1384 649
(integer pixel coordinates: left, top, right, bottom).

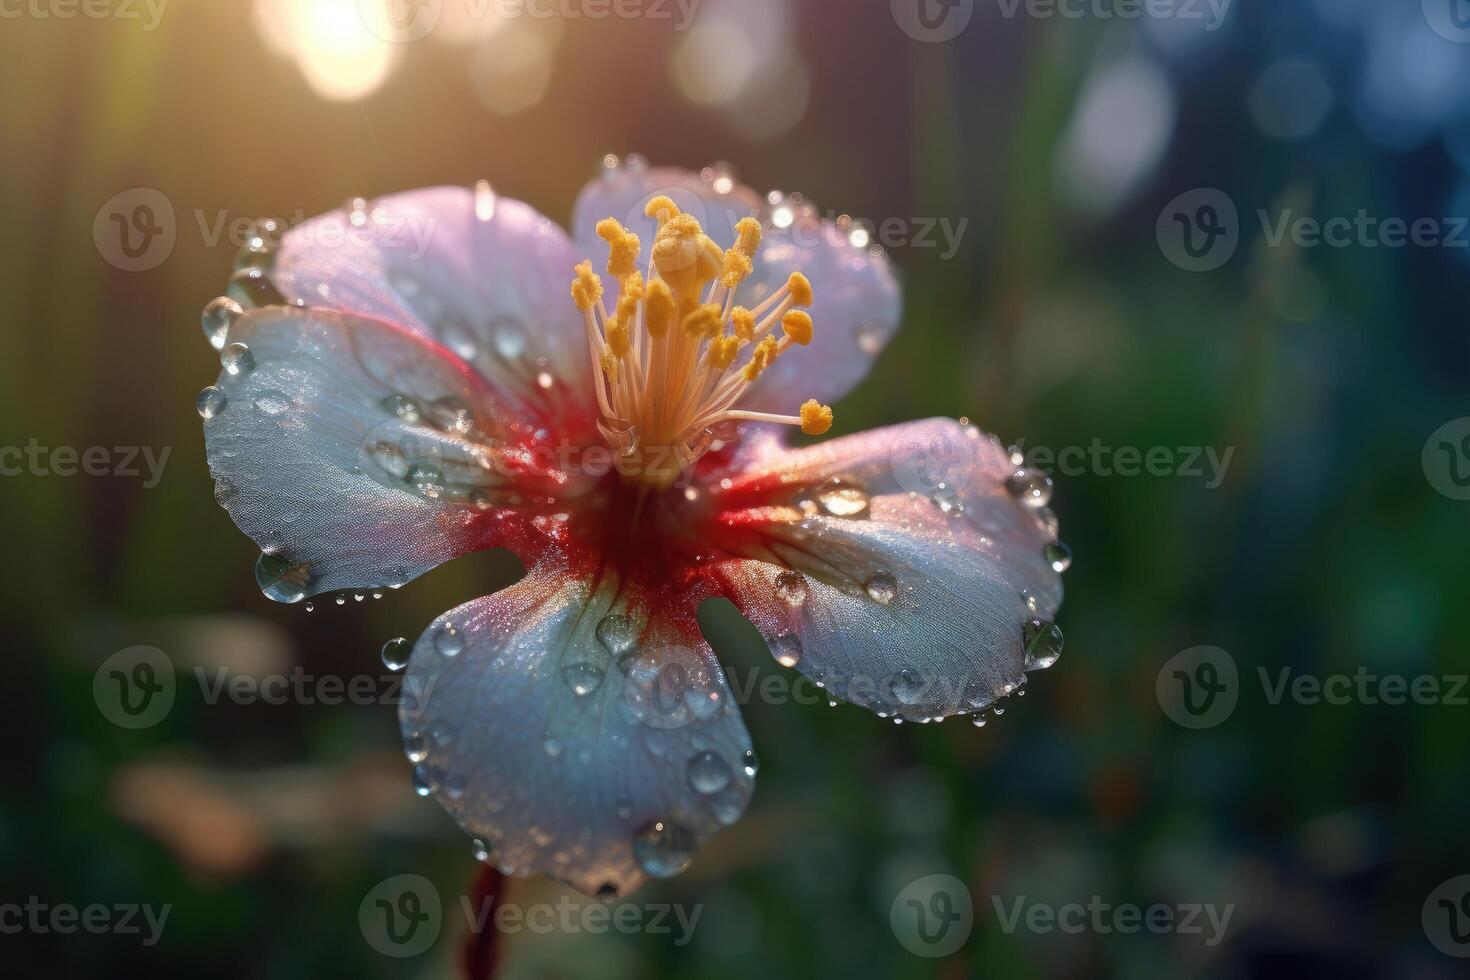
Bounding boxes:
569 206 834 484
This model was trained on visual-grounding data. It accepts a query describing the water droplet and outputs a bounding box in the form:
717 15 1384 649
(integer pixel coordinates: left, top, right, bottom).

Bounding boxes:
775 569 808 606
596 614 637 656
1021 589 1040 615
439 314 479 361
632 819 695 878
254 553 310 603
435 622 464 657
227 266 285 308
196 385 227 420
254 392 289 415
220 342 254 376
1037 507 1060 542
971 715 988 728
687 751 732 794
562 662 606 697
367 441 409 479
1023 619 1064 671
405 731 429 763
888 669 927 705
863 572 898 605
382 393 421 423
962 679 999 712
493 321 526 359
1045 542 1073 573
771 634 802 668
741 749 759 777
411 764 436 797
201 296 242 350
1005 468 1053 509
543 736 563 758
536 371 554 389
471 837 491 862
304 602 314 612
381 637 410 671
816 484 870 518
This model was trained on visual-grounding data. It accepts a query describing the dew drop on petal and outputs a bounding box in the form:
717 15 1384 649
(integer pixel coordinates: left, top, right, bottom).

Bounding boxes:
1045 541 1073 573
221 342 254 376
687 751 732 794
562 662 606 698
1005 468 1054 509
888 668 927 705
471 837 491 862
381 637 410 672
632 819 695 878
1023 619 1064 671
741 748 759 777
254 553 310 603
863 572 898 605
201 296 242 350
775 569 808 606
434 622 464 657
254 392 289 415
771 634 802 668
543 736 563 758
595 614 637 656
382 393 421 422
817 485 870 518
405 730 429 763
196 385 227 420
411 764 436 797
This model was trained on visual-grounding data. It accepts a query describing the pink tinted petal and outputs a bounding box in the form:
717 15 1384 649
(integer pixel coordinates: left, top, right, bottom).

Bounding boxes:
266 186 592 420
705 418 1063 721
203 307 563 601
737 216 900 415
399 557 753 897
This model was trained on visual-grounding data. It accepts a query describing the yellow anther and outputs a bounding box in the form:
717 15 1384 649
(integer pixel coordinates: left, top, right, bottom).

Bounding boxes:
620 271 645 300
734 216 762 257
596 218 626 242
781 309 813 346
600 348 620 381
787 271 813 307
605 316 631 358
731 306 756 340
721 249 752 288
643 195 680 223
570 260 602 311
706 335 739 371
644 277 674 337
742 335 779 381
799 399 833 435
616 291 640 324
607 232 641 279
681 302 723 339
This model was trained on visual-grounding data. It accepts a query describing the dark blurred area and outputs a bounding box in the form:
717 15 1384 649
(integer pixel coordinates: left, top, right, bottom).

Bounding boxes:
2 0 1468 976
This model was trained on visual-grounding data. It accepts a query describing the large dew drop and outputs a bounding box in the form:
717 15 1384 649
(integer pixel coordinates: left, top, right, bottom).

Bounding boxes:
595 614 637 656
687 751 732 794
863 572 898 605
816 484 870 518
632 819 696 878
254 553 310 603
1023 619 1064 671
1045 542 1073 574
770 634 802 668
434 622 464 657
200 296 242 350
381 637 410 672
561 662 607 698
774 570 808 606
196 386 227 420
1005 468 1054 509
220 342 254 377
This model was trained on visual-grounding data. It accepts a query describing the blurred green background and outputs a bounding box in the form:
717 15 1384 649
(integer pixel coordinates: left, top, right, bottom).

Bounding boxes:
2 0 1468 976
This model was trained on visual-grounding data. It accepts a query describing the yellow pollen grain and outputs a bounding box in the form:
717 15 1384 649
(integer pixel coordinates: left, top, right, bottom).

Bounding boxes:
681 302 723 339
605 316 631 357
721 249 752 288
742 335 779 381
799 399 833 435
596 218 626 242
706 335 739 370
734 216 761 256
781 309 813 346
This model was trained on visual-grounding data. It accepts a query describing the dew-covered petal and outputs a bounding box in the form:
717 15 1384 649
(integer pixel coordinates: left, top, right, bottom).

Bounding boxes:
572 164 900 413
203 306 566 600
399 558 754 897
705 418 1063 721
267 186 592 423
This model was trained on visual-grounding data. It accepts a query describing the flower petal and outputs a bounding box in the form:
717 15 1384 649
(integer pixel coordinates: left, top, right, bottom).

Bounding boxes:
572 163 901 413
398 558 754 897
265 186 593 421
203 306 563 600
704 418 1063 721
